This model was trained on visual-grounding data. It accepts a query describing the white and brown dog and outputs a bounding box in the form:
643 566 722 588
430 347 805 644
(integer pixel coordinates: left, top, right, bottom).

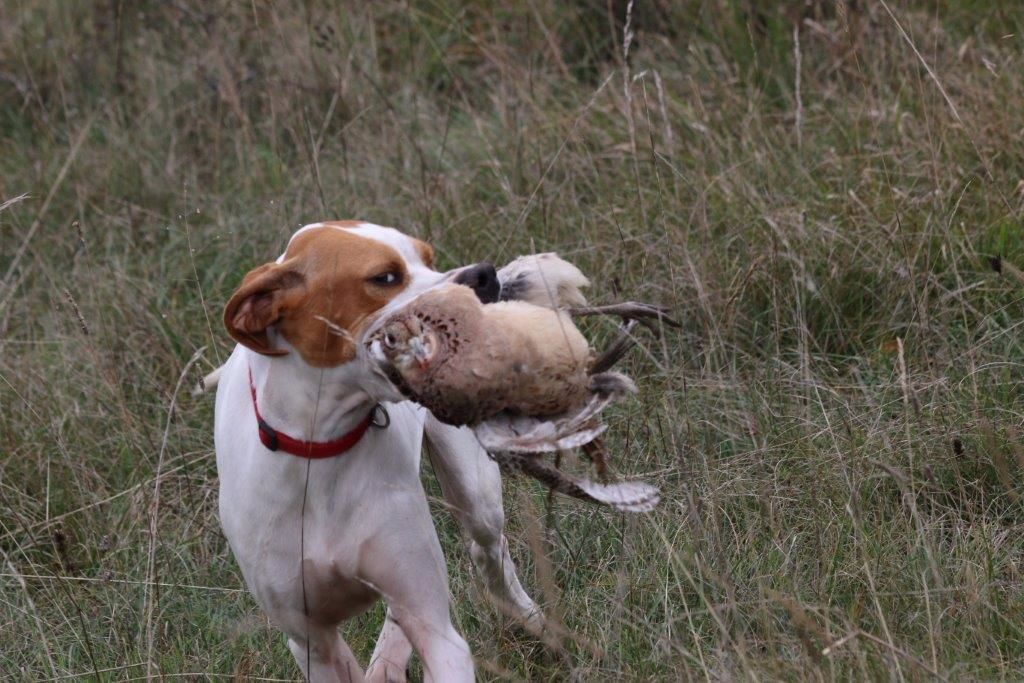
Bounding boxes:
211 221 541 682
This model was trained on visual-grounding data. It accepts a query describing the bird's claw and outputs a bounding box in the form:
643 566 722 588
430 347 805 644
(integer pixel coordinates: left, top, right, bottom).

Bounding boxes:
569 301 680 335
571 301 678 373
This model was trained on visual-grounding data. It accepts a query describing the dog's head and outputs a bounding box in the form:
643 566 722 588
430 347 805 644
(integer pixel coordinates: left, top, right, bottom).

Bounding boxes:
224 222 498 367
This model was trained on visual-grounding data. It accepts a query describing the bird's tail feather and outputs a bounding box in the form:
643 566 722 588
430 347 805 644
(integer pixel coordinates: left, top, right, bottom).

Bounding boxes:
489 449 659 513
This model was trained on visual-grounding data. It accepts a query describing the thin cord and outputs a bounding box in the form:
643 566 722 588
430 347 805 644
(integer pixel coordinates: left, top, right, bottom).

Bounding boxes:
300 456 312 678
299 253 342 680
300 364 330 679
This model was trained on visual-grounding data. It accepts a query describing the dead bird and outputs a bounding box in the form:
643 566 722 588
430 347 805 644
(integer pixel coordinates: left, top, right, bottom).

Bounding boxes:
364 277 672 513
367 283 629 427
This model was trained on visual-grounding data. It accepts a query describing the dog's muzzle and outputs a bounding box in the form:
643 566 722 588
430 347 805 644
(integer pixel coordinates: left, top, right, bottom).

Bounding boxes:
453 262 500 303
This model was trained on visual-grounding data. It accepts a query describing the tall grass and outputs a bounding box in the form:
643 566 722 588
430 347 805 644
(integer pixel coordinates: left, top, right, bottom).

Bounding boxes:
2 1 1024 679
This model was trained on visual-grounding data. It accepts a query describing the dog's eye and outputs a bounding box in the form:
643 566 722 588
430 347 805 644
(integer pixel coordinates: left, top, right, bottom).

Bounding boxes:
370 271 402 286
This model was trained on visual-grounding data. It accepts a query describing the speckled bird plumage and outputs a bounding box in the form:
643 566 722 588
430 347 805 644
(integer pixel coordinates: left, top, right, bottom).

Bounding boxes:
363 255 667 514
369 283 593 426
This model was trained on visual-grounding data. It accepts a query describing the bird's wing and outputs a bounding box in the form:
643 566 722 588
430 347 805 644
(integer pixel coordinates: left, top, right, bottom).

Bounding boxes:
472 371 636 453
474 413 608 453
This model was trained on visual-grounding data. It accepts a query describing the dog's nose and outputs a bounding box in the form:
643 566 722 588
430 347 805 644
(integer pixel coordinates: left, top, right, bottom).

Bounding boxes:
454 262 500 303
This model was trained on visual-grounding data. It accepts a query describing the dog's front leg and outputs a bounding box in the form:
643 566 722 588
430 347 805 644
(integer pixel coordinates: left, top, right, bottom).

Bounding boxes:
282 619 365 682
366 608 413 683
424 415 545 634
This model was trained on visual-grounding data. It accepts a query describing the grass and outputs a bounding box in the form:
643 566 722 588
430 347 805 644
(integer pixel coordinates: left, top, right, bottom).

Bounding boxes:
2 0 1024 679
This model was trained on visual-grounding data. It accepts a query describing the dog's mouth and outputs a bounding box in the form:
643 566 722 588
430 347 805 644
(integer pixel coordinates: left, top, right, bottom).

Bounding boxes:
361 260 497 347
358 260 496 393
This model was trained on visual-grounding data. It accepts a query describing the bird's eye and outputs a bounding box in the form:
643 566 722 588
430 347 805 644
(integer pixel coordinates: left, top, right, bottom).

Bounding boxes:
382 333 397 348
370 271 402 286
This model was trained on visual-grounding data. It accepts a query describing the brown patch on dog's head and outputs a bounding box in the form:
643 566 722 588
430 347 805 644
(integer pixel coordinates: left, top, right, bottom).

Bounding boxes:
410 237 434 268
224 227 411 366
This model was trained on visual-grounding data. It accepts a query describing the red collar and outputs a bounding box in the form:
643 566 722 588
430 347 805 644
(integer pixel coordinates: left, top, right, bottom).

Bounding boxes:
248 365 375 459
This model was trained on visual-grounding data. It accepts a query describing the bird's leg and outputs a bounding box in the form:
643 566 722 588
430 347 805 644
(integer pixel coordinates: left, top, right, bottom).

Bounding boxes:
569 301 681 335
544 450 565 537
576 302 680 373
590 320 639 374
581 437 609 483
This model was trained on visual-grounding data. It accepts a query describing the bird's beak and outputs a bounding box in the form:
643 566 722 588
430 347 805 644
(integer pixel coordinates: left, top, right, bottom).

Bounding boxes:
409 337 431 370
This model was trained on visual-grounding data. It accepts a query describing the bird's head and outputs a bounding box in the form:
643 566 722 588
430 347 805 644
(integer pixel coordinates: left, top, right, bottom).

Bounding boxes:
377 317 439 373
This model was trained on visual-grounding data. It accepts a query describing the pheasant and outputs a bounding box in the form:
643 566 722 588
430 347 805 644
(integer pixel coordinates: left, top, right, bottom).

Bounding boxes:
367 283 633 427
364 255 677 513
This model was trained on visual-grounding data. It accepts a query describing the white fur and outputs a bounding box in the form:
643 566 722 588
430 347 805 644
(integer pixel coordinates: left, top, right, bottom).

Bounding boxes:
215 223 540 682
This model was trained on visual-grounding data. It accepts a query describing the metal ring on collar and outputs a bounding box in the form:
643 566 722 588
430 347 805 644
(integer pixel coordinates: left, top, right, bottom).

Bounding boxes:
370 404 390 429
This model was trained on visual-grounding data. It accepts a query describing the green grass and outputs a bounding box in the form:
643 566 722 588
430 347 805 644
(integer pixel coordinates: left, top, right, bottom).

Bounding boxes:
3 0 1024 679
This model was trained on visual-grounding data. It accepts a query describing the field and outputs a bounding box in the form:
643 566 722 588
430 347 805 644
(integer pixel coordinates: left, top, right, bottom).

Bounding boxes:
3 1 1024 679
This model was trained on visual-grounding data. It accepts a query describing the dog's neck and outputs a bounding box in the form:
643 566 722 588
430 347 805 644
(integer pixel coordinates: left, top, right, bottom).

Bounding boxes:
246 342 381 443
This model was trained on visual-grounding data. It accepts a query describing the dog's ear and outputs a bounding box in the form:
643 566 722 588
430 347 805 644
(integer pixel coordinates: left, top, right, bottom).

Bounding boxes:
224 261 306 356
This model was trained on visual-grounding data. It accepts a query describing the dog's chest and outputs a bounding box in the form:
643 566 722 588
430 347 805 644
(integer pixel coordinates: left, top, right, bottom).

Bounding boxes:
300 555 380 622
239 535 379 623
